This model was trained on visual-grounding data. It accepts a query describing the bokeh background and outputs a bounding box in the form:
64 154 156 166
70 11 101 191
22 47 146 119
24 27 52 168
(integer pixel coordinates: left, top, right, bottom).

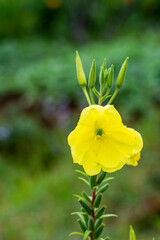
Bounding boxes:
0 0 160 239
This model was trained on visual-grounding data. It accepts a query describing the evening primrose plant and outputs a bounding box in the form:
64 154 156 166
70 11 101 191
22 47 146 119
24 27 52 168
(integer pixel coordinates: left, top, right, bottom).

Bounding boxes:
68 52 152 240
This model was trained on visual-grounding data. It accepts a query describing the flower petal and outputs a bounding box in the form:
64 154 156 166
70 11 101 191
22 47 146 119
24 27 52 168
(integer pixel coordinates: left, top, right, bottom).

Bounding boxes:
127 152 141 166
82 150 101 176
68 125 92 147
98 142 127 173
107 127 143 158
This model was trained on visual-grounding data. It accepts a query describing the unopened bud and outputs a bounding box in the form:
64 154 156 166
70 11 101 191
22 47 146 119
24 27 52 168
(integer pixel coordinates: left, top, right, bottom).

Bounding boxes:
88 59 96 89
99 67 105 86
76 51 87 88
116 57 129 89
107 64 114 88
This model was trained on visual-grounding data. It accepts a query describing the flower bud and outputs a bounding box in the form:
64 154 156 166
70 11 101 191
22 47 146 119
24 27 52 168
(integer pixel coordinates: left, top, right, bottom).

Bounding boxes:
102 58 106 70
99 67 105 86
76 51 87 88
116 57 129 89
88 59 96 89
107 64 114 88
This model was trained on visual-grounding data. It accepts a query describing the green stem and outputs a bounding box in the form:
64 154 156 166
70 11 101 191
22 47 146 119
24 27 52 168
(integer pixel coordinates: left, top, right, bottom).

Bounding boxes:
90 88 95 104
90 176 97 240
82 87 92 105
98 86 103 105
107 88 119 105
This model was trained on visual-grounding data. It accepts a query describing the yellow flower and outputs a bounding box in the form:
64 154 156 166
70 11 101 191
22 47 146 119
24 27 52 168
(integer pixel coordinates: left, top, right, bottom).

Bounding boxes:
68 105 143 176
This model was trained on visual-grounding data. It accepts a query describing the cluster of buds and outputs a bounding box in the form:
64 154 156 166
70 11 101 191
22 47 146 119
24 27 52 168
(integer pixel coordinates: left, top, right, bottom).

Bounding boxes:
76 51 129 106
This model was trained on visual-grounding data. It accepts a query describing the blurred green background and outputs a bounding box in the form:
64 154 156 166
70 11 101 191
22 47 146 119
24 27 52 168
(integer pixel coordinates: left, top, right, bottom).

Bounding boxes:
0 0 160 239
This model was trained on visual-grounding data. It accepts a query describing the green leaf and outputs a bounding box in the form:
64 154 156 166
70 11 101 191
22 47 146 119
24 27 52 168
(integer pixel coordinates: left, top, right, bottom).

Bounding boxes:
97 171 106 185
96 183 109 195
89 176 96 189
152 238 155 240
94 224 104 238
71 212 86 224
82 191 91 203
104 237 110 240
78 177 90 186
88 217 94 231
75 170 88 177
93 87 100 97
95 218 103 230
100 214 118 219
77 219 87 233
102 177 114 184
73 194 87 202
69 232 84 236
129 225 136 240
79 199 92 215
83 230 91 240
95 206 106 219
93 193 102 208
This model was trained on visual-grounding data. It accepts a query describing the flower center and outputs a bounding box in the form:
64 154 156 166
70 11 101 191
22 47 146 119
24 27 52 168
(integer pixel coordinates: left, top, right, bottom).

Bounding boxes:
96 128 104 136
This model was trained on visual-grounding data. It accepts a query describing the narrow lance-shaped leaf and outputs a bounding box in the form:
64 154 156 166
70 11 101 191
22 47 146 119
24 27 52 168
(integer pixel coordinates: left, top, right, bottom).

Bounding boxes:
95 218 103 230
89 176 96 189
94 224 104 238
71 212 87 224
100 214 118 219
129 225 136 240
77 219 87 233
96 206 106 219
82 191 91 203
79 199 92 215
97 171 106 185
93 193 102 208
83 230 91 240
96 183 109 195
78 177 90 186
73 194 87 202
69 232 84 236
75 169 88 177
88 217 94 231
